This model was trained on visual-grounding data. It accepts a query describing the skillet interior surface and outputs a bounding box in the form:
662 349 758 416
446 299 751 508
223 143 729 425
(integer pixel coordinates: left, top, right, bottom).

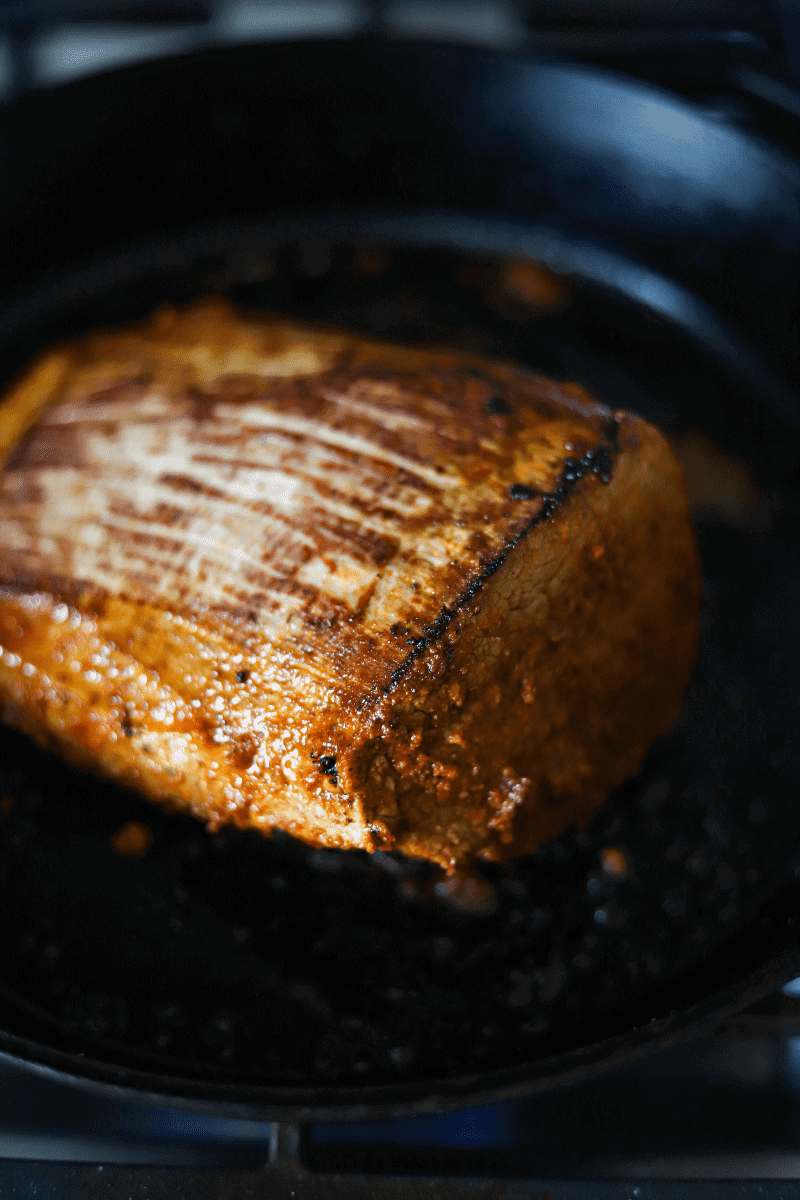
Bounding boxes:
0 222 799 1112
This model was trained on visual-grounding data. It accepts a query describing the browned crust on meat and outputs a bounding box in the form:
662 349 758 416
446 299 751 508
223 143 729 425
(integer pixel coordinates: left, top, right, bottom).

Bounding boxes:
0 298 700 868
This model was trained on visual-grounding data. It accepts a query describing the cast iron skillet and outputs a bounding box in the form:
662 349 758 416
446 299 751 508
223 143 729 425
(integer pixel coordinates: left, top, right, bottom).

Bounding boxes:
0 38 799 1122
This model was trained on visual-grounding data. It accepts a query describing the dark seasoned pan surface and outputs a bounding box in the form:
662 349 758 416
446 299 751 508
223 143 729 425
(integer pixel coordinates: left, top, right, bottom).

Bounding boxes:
1 240 798 1091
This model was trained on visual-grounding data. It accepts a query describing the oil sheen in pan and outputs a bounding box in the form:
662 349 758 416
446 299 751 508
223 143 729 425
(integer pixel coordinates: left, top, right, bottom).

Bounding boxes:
0 241 798 1087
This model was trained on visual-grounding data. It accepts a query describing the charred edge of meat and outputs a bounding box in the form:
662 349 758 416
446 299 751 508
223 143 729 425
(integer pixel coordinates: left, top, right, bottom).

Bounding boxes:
312 754 338 785
508 482 536 500
384 423 620 694
485 395 511 416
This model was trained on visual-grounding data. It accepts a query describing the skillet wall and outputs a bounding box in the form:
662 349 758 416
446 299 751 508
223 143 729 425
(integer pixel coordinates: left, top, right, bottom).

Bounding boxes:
0 38 798 378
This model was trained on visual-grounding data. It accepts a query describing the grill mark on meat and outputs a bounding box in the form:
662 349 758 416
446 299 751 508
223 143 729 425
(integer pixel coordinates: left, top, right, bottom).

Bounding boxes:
0 363 591 628
184 452 431 527
322 389 445 433
7 495 374 622
0 477 45 507
3 424 88 472
108 498 190 530
324 366 505 421
204 364 486 446
175 391 455 489
306 512 400 567
302 473 428 524
158 472 228 500
99 503 382 600
100 522 189 558
320 389 508 460
107 493 319 556
95 516 315 592
211 404 453 487
45 377 153 423
194 435 445 504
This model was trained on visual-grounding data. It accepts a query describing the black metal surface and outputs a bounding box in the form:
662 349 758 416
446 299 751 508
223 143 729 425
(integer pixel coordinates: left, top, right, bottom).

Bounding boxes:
715 994 800 1039
0 40 799 371
4 1020 800 1172
7 1160 800 1200
0 0 212 22
4 1094 800 1192
767 0 800 85
0 40 799 1121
